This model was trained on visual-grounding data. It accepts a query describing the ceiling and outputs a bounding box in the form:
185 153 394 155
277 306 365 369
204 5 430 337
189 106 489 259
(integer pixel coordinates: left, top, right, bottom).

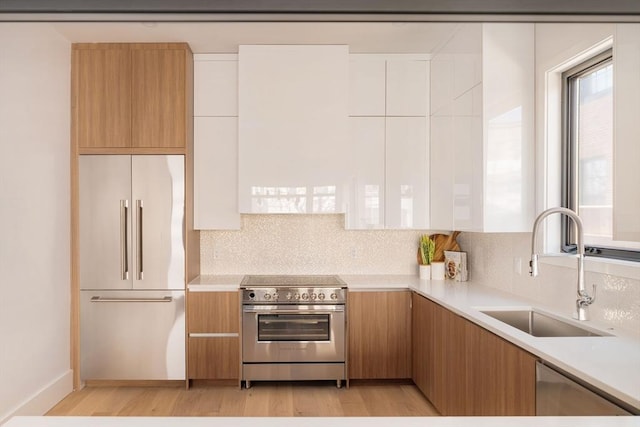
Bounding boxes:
50 22 461 54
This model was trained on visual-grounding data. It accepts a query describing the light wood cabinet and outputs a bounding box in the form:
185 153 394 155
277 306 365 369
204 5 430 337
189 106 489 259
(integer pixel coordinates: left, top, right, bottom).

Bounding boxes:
411 292 536 416
187 291 240 380
73 44 131 150
348 291 411 379
72 43 192 153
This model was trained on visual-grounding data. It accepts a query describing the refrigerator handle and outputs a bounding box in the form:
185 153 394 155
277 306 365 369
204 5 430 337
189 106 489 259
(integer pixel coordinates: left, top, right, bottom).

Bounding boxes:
137 199 144 281
120 200 129 280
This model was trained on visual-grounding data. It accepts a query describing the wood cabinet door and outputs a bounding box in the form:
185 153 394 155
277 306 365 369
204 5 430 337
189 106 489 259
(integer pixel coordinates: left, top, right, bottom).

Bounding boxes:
188 337 239 380
187 291 239 333
349 291 411 379
74 45 131 149
465 320 536 415
131 46 187 149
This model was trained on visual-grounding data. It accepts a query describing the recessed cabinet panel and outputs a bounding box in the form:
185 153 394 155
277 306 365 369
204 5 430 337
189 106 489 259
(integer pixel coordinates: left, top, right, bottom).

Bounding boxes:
347 117 385 229
238 45 349 214
194 117 240 230
385 117 429 229
194 57 238 116
349 58 386 116
386 60 429 116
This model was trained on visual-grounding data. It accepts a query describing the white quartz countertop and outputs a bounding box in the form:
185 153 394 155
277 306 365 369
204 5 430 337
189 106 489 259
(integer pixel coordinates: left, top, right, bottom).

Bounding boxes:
4 416 639 427
187 274 640 410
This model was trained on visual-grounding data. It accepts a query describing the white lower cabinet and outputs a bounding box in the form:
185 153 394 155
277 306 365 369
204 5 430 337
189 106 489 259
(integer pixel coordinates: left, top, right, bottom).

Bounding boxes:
194 117 240 230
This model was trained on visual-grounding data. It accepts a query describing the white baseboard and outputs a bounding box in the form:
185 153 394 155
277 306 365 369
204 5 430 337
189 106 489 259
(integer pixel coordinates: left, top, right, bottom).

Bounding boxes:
0 370 73 426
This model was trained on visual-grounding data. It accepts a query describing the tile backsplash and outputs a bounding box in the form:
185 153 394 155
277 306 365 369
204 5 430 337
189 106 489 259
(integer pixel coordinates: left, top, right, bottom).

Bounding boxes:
200 214 427 275
200 215 639 338
458 232 640 339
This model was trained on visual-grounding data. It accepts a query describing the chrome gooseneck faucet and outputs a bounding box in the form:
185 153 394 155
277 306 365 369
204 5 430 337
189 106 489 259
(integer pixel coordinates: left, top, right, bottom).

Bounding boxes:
530 207 596 321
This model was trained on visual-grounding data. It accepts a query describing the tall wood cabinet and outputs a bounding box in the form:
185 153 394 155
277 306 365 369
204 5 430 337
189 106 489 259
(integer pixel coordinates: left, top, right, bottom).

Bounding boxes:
411 292 536 416
187 291 240 381
72 43 193 153
348 291 411 379
70 42 199 388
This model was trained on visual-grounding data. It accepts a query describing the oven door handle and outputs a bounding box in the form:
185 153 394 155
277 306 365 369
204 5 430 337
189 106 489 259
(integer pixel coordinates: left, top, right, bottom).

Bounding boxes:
260 319 327 325
242 305 344 314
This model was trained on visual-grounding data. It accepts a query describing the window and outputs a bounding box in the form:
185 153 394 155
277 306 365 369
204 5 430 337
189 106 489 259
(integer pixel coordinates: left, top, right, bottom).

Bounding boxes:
562 50 640 261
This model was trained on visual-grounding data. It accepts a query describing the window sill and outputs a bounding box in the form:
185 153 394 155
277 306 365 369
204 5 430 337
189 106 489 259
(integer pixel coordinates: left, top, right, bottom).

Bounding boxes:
539 255 640 280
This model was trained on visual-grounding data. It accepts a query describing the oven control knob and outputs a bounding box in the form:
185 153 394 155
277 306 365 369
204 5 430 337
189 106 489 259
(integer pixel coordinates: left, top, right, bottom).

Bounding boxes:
330 293 338 300
263 293 272 300
248 292 256 300
293 293 300 300
318 293 325 301
310 293 317 300
301 293 309 300
272 293 279 301
286 292 292 300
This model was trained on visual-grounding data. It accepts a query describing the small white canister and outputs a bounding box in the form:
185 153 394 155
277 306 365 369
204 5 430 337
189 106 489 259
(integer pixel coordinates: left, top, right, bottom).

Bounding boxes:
430 262 445 280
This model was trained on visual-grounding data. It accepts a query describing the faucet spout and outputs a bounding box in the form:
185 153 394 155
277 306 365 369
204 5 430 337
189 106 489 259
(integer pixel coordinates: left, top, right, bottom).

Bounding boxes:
529 207 594 320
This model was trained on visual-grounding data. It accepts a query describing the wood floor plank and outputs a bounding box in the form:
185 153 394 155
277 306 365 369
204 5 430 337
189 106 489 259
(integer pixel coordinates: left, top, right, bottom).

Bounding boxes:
48 382 439 417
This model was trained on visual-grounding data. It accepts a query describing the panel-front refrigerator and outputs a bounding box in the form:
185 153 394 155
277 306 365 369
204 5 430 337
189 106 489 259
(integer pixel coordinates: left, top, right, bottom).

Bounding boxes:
79 155 185 380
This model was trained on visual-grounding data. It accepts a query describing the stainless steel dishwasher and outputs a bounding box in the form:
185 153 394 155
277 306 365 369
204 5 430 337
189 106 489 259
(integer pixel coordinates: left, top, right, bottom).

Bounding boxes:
536 361 635 415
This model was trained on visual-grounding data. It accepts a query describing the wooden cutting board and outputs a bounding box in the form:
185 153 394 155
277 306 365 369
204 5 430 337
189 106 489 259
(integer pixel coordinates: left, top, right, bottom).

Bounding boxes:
417 231 462 264
431 231 461 262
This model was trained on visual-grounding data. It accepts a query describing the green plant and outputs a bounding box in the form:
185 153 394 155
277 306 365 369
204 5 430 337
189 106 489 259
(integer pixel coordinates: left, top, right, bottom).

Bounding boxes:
419 235 435 265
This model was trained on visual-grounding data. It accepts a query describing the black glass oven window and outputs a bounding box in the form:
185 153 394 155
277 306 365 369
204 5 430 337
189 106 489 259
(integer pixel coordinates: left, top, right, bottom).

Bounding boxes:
257 314 330 341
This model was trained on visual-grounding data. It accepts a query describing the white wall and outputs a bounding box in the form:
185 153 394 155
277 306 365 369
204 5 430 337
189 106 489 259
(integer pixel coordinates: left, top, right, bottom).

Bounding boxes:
0 24 72 423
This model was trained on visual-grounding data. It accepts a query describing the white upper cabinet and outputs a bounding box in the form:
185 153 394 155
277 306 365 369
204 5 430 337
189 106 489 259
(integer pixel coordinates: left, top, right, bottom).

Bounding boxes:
347 54 430 230
347 117 386 229
386 117 429 229
194 117 240 230
430 23 535 232
238 45 349 214
193 54 241 229
613 24 640 242
386 60 429 116
194 55 238 117
349 57 386 116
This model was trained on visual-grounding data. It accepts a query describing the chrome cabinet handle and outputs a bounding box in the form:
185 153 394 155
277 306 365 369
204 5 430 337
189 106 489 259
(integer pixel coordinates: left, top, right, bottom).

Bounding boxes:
120 200 129 280
90 296 172 303
136 199 143 280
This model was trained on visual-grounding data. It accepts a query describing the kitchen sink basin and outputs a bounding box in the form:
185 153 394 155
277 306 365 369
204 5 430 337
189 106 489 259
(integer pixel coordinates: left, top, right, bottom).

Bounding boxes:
480 309 611 337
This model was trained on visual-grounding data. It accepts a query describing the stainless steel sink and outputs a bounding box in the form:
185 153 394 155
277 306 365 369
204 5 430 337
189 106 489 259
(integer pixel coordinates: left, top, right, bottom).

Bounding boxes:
480 309 611 337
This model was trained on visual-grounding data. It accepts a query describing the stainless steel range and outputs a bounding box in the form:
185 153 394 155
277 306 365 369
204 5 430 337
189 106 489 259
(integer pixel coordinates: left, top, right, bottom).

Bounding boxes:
241 275 347 388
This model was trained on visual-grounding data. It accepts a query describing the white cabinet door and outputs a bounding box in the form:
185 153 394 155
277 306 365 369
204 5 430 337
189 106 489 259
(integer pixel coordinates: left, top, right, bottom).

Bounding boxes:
386 60 429 116
429 23 534 233
194 55 238 117
385 117 429 229
194 117 240 229
238 45 349 214
347 117 385 229
349 57 386 116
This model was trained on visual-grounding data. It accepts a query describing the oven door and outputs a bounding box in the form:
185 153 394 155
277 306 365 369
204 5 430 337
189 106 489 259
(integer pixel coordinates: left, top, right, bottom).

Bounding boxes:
242 304 345 363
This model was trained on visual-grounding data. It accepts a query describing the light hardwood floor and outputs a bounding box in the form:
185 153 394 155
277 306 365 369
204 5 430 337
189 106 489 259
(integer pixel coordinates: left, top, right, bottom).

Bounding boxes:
47 382 439 417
